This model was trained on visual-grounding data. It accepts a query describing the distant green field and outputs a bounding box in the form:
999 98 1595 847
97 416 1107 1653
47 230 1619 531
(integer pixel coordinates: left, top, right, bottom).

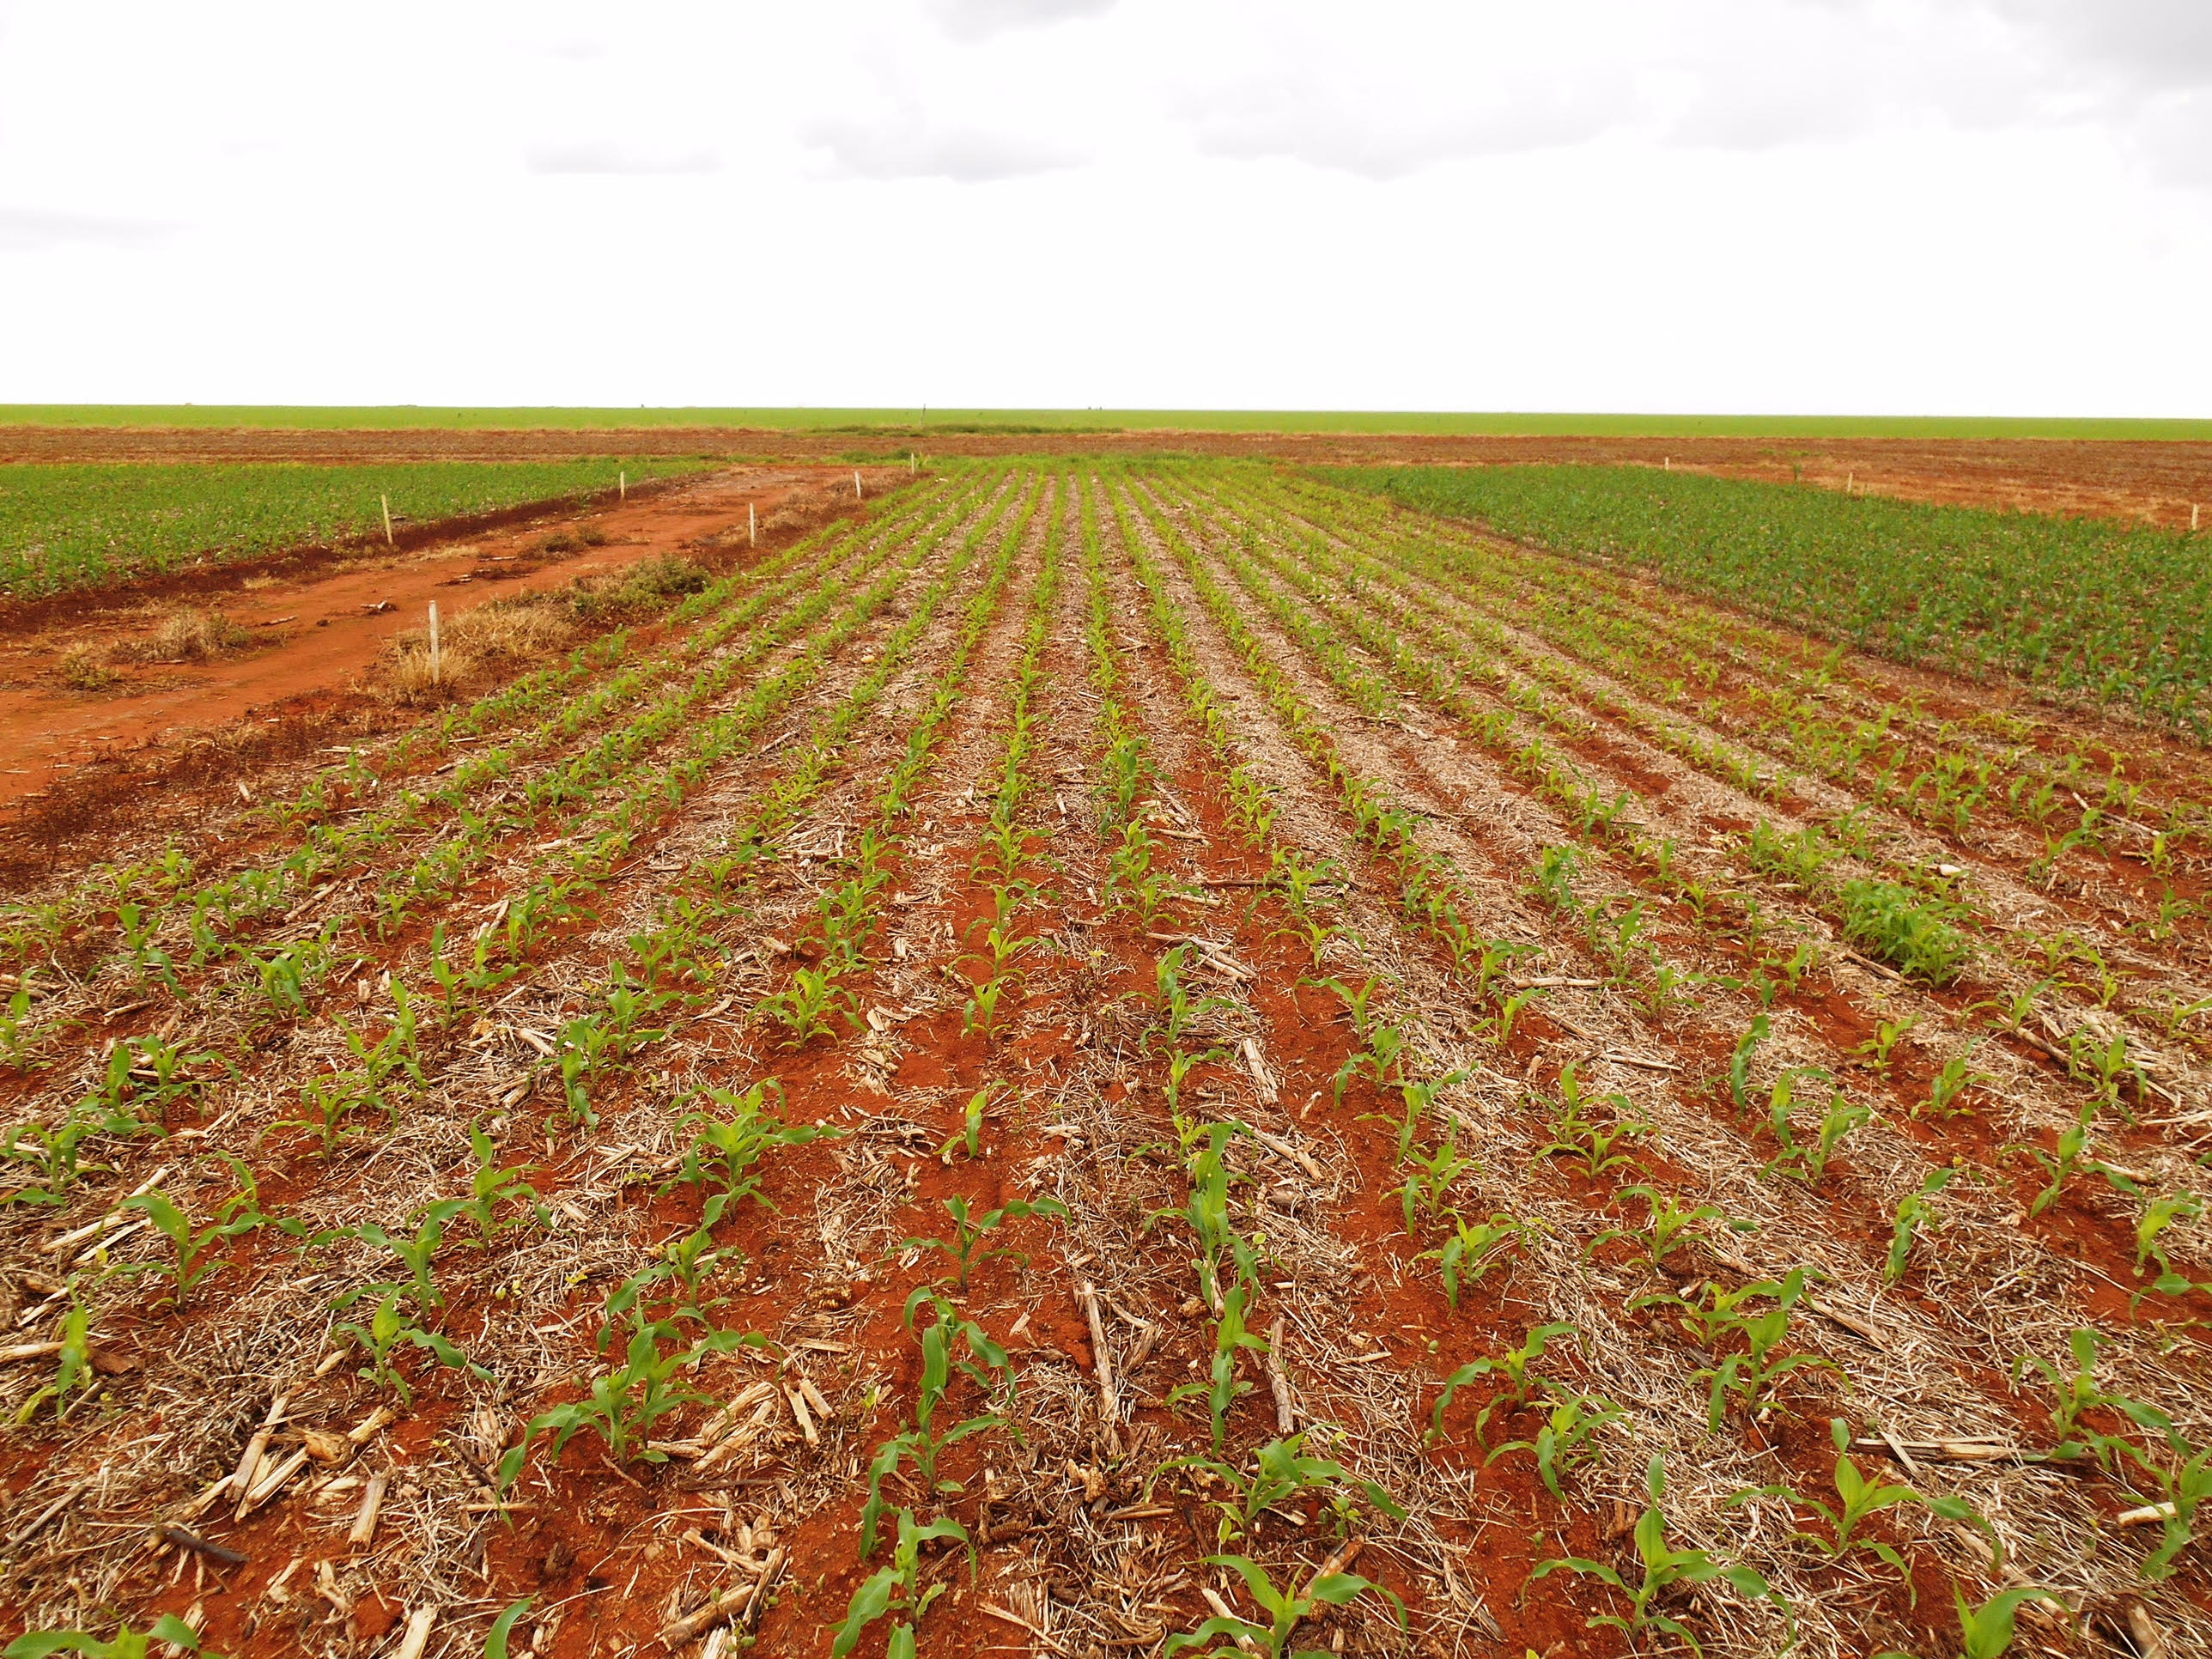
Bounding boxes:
1332 464 2212 734
4 406 2210 441
0 459 701 599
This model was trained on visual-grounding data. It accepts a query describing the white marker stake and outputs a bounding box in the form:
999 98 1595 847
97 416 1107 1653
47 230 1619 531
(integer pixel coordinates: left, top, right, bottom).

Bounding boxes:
428 602 441 686
1663 456 1669 471
619 471 626 501
854 470 863 501
380 494 393 545
2194 502 2201 531
1846 471 1854 495
749 502 757 547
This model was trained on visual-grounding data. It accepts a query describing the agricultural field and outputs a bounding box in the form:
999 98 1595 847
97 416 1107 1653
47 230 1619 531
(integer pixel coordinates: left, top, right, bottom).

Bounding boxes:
0 463 702 600
1 457 2211 1659
1337 465 2212 736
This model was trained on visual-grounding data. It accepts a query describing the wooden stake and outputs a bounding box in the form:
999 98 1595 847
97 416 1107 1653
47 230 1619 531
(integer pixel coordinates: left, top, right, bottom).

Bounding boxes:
380 494 393 545
619 470 626 501
1846 471 1854 495
854 470 862 500
749 502 756 547
428 602 441 685
2194 502 2201 531
1662 456 1669 471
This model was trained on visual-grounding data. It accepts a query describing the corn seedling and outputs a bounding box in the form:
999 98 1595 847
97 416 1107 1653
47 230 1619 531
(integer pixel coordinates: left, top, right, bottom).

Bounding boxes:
1734 1419 1997 1586
830 1507 971 1659
2016 1101 2138 1219
0 1614 222 1657
15 1293 94 1423
1764 1076 1871 1183
2136 1191 2207 1301
1162 1433 1406 1548
860 1291 1014 1553
1419 1211 1539 1309
330 1287 479 1402
1591 1185 1745 1273
1428 1322 1578 1447
119 1165 283 1310
1164 1553 1405 1659
1489 1383 1624 1498
1886 1169 1954 1283
1531 1456 1790 1654
1392 1127 1474 1239
1642 1267 1836 1431
899 1192 1068 1289
1170 1282 1269 1453
2010 1328 2172 1455
520 1316 755 1468
1535 1065 1649 1178
1839 878 1971 985
672 1079 830 1224
1854 1014 1918 1073
457 1122 548 1243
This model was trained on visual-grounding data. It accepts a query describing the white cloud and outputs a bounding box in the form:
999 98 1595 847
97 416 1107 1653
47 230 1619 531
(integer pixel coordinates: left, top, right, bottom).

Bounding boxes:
925 0 1114 43
0 206 169 251
0 0 2202 415
526 142 720 176
800 112 1081 180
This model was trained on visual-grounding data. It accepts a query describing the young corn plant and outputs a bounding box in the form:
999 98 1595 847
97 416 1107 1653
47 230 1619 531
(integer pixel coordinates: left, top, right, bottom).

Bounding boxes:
519 1316 755 1468
861 1291 1014 1554
830 1507 971 1659
1531 1456 1791 1654
1163 1553 1405 1659
899 1193 1069 1290
120 1164 287 1310
1763 1075 1872 1183
1535 1066 1650 1179
1428 1323 1579 1448
2015 1101 2139 1219
1163 1433 1406 1548
672 1080 830 1224
1488 1383 1624 1498
1733 1419 1998 1584
1886 1169 1954 1284
455 1122 548 1243
1590 1185 1745 1274
1391 1128 1474 1241
330 1287 480 1403
2010 1328 2172 1456
1170 1282 1269 1454
1419 1211 1539 1310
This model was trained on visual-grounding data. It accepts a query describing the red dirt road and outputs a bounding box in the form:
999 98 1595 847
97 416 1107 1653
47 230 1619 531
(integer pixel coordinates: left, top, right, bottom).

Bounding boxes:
0 465 903 817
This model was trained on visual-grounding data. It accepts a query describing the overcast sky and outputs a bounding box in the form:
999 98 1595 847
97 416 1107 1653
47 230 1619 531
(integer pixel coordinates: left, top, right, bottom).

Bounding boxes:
2 1 2208 416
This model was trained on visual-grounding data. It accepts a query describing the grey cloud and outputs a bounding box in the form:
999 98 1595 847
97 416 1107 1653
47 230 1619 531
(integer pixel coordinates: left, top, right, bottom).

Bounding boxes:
0 206 169 252
925 0 1114 44
526 143 719 175
1989 0 2212 89
803 115 1080 180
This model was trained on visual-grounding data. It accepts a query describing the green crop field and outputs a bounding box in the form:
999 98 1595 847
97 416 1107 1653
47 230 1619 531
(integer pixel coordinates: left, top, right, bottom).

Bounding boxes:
0 459 702 599
8 459 2212 1657
4 404 2211 440
1334 464 2212 734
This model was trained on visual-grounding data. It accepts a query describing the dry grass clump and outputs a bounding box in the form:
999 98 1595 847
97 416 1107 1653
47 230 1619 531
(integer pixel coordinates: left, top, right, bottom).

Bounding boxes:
57 643 117 690
380 557 707 704
535 523 611 556
112 606 254 664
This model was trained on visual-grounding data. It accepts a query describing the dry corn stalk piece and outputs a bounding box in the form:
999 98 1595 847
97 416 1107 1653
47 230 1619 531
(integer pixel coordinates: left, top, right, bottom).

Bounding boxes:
347 1472 388 1550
